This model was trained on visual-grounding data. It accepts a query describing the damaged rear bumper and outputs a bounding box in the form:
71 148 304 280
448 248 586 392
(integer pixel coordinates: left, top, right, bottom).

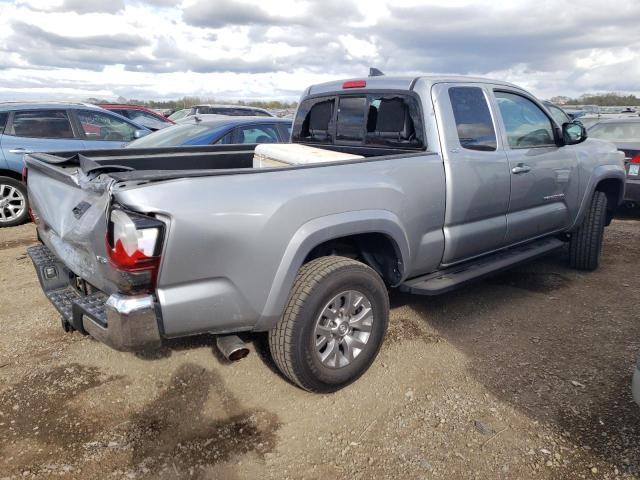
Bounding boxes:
27 244 162 351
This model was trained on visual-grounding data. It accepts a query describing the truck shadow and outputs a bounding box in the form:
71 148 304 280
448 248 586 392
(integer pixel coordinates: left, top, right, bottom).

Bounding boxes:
389 246 640 475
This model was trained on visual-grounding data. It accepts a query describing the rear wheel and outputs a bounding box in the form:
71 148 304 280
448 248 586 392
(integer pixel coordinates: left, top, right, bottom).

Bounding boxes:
269 256 389 393
0 177 28 228
569 191 607 271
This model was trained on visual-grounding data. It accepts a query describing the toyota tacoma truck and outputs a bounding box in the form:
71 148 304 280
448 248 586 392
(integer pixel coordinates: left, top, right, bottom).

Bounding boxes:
25 75 626 392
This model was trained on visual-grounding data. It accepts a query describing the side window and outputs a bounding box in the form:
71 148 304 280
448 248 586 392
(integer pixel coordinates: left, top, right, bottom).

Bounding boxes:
236 125 279 144
293 98 335 143
8 110 74 139
215 131 235 144
77 110 137 142
546 104 570 126
495 92 555 148
336 97 366 142
448 87 497 151
365 95 423 148
0 112 7 134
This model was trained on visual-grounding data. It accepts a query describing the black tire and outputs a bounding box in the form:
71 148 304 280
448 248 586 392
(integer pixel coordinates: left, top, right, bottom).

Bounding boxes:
569 190 607 271
0 176 29 228
269 256 389 393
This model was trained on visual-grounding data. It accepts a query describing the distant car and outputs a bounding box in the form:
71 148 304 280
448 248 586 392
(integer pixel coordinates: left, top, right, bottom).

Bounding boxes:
97 104 174 131
588 118 640 206
0 102 150 227
177 104 275 122
126 116 292 148
542 101 571 126
168 108 190 122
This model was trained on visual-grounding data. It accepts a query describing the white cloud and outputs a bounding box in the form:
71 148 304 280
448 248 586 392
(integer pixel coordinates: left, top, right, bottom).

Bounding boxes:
0 0 638 101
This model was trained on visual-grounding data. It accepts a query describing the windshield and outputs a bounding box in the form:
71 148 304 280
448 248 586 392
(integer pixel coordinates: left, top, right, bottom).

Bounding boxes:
126 123 214 148
588 122 640 142
168 109 190 121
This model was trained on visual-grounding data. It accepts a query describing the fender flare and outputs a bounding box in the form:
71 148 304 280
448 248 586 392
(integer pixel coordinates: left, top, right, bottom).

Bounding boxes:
569 164 626 231
253 209 410 331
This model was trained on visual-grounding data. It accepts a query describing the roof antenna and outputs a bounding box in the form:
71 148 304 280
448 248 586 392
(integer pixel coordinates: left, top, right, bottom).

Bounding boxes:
369 67 385 77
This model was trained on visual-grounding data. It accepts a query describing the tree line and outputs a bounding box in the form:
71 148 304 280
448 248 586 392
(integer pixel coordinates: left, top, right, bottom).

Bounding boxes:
551 93 640 106
84 96 298 111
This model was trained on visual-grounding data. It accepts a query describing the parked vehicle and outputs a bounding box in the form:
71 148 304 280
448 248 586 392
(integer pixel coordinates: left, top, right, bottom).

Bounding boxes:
96 104 174 131
177 104 274 121
168 108 190 122
126 116 292 148
0 102 150 227
25 75 625 392
588 118 640 206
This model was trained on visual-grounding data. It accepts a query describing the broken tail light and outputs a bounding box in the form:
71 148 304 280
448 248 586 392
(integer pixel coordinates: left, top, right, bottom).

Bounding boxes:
107 208 164 291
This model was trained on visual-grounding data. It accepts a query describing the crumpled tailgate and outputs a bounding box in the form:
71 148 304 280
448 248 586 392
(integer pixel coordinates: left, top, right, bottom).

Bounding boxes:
26 157 118 294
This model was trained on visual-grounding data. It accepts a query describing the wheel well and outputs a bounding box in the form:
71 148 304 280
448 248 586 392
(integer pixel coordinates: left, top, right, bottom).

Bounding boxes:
0 169 24 182
304 232 403 285
595 178 622 225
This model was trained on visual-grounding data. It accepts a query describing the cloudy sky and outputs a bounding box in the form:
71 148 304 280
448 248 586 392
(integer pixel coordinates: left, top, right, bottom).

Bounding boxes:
0 0 638 102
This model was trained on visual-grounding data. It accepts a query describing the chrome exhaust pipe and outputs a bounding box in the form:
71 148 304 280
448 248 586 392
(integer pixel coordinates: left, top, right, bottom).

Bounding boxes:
216 334 250 361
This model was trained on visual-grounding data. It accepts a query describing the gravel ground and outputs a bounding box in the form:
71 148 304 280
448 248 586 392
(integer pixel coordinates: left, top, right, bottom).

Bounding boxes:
0 214 639 480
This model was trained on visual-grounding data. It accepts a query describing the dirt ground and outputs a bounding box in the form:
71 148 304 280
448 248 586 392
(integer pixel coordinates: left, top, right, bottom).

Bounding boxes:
1 213 639 480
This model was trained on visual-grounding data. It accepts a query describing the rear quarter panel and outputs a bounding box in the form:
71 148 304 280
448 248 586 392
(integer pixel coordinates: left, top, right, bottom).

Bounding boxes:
114 154 446 336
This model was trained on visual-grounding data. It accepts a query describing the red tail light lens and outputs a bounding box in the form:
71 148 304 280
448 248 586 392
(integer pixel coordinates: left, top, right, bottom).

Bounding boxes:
631 155 640 164
342 80 366 89
107 208 164 276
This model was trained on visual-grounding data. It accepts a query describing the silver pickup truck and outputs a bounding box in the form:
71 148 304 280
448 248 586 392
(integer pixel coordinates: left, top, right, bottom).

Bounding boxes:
25 75 625 392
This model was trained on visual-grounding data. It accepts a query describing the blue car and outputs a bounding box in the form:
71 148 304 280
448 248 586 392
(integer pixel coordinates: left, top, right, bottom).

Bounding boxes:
126 115 292 149
0 102 150 227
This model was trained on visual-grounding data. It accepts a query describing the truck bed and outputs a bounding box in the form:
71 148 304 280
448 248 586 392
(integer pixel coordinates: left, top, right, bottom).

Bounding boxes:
29 143 425 183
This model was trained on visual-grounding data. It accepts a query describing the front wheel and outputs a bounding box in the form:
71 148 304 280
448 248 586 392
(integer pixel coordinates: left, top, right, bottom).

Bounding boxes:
0 177 29 228
569 190 607 271
269 256 389 393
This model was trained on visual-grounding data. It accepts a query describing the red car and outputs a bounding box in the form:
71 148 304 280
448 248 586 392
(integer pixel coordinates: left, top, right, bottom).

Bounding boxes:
96 104 174 131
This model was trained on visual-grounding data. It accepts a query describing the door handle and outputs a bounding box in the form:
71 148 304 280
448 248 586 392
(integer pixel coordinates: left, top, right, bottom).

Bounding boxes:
9 148 33 154
511 164 531 174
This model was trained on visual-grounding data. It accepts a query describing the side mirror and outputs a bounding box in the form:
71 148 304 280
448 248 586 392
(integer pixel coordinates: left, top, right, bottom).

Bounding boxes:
134 129 149 139
562 121 587 145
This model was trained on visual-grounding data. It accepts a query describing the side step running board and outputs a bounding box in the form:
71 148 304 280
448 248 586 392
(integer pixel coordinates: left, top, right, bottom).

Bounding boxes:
400 237 564 296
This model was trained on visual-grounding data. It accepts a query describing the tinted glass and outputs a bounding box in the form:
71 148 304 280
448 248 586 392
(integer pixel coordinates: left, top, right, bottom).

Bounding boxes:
0 112 7 134
292 98 335 143
127 123 212 147
589 122 640 142
448 87 497 151
546 104 571 126
365 95 424 148
336 97 366 141
236 125 279 143
495 92 555 148
9 110 74 139
78 110 138 142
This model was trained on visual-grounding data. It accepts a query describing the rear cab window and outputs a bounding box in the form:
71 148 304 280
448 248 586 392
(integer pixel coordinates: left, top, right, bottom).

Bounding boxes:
292 92 425 150
448 87 497 151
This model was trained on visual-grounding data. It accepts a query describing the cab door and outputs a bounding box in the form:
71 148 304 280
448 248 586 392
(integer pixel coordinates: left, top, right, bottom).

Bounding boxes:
492 90 579 245
432 83 511 265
